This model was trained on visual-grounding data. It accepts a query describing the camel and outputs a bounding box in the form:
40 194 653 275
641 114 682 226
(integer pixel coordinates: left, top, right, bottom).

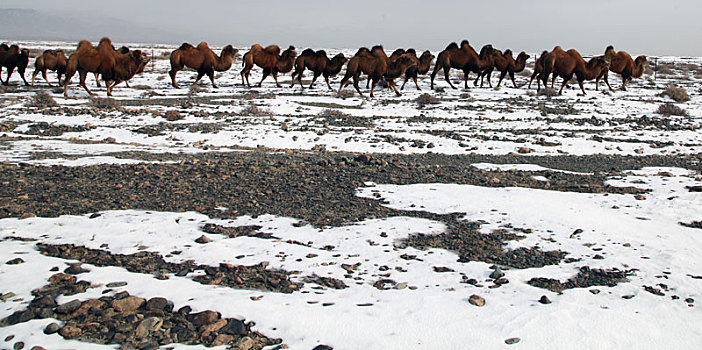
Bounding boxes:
468 45 499 88
0 44 30 86
536 46 568 92
289 49 347 90
528 50 548 89
169 42 238 88
601 45 647 91
101 50 150 96
240 44 297 87
32 49 67 87
429 40 495 89
400 49 434 90
63 38 123 96
552 49 610 95
338 45 415 97
480 50 530 88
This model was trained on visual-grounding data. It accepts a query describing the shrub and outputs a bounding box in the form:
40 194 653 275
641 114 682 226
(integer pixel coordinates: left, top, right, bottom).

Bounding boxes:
335 89 355 99
538 87 558 97
657 102 688 116
89 96 121 109
27 90 58 108
164 110 183 121
239 103 272 116
415 93 440 106
660 85 690 103
318 108 350 118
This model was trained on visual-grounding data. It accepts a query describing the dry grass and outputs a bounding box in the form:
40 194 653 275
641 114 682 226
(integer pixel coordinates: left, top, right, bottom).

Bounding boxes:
416 93 440 106
335 89 356 99
27 90 59 108
89 96 121 110
657 102 688 116
318 108 350 118
538 87 558 97
239 103 273 116
660 85 690 103
164 110 183 121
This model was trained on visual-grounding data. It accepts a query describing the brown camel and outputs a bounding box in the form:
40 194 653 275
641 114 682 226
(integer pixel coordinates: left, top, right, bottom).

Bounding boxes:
240 44 297 88
480 49 530 88
63 38 123 96
32 49 67 87
601 45 647 91
290 49 348 90
101 50 150 96
528 50 549 89
430 40 495 89
552 49 610 95
469 45 499 88
0 44 30 86
169 42 238 88
537 46 568 91
338 45 414 97
400 49 434 90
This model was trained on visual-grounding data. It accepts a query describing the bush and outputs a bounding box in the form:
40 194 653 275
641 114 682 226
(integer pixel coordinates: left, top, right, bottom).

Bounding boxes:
164 110 183 121
27 90 58 108
538 87 558 97
660 85 690 103
239 103 272 116
89 96 121 110
657 102 688 116
335 89 355 99
415 93 440 106
318 108 350 118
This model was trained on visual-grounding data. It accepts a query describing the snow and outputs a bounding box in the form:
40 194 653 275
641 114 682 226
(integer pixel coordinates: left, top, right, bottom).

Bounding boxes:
1 168 701 349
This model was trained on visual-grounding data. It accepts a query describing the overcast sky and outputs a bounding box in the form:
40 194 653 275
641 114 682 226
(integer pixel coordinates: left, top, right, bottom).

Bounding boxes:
2 0 700 56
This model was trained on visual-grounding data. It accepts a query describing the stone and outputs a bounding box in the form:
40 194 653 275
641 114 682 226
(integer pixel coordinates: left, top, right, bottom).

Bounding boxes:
488 177 501 185
200 318 227 336
210 334 235 347
539 295 551 304
505 337 520 345
56 299 82 314
19 213 36 220
221 318 247 335
6 258 24 265
134 317 163 338
13 341 24 350
106 282 127 288
313 346 334 350
112 296 145 312
191 310 220 326
59 325 82 339
489 267 505 279
517 147 533 154
7 309 34 325
145 297 170 312
43 322 61 335
232 336 255 350
195 235 212 244
32 295 56 308
64 263 88 275
469 294 485 307
30 347 46 350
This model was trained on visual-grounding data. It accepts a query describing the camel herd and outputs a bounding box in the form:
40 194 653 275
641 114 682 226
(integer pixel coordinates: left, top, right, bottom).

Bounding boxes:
0 37 649 98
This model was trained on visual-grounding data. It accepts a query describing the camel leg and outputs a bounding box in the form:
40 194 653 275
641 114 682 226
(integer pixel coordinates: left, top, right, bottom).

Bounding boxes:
19 68 29 86
324 76 333 91
365 75 371 89
31 70 39 87
389 79 402 97
193 71 206 86
338 73 351 92
309 72 321 89
474 72 481 87
125 80 131 88
352 74 364 97
400 76 408 90
497 71 506 88
3 67 13 85
602 73 613 91
578 80 586 95
528 70 538 89
57 73 63 87
558 78 567 95
430 65 441 89
510 72 517 88
550 74 557 89
207 70 217 88
169 68 180 88
370 77 379 98
273 72 282 88
94 73 101 88
621 77 628 92
257 70 270 87
78 71 93 95
413 76 420 90
42 70 52 87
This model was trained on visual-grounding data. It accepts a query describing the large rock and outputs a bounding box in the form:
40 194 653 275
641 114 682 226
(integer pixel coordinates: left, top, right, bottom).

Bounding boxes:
112 296 145 312
58 325 82 339
134 317 163 338
200 318 227 337
190 310 220 326
211 334 235 347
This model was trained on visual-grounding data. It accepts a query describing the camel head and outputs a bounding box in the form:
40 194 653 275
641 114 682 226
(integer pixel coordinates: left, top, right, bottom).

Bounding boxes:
420 50 434 61
479 44 495 58
222 45 238 57
517 52 530 61
20 48 30 57
131 50 150 65
331 53 348 65
281 46 297 59
635 55 647 65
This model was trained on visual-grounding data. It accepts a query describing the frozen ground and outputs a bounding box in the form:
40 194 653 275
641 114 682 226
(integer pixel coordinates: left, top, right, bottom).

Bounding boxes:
0 40 701 349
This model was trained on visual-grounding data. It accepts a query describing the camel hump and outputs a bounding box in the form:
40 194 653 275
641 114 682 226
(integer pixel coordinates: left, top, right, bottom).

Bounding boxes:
196 42 210 50
76 40 94 50
406 48 416 55
606 45 615 52
314 49 326 57
178 43 194 51
0 43 8 51
263 45 280 55
287 45 295 51
98 37 113 47
371 45 384 52
503 49 512 56
445 42 458 51
300 48 315 57
355 47 370 56
118 46 130 54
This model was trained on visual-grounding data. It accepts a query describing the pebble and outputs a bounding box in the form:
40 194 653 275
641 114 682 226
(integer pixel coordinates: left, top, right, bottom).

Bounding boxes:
13 341 24 350
6 258 24 265
539 295 552 304
112 296 145 312
43 322 60 334
195 235 212 244
56 299 82 314
469 294 485 307
489 267 505 279
18 213 36 220
191 310 220 326
58 325 82 339
505 337 520 345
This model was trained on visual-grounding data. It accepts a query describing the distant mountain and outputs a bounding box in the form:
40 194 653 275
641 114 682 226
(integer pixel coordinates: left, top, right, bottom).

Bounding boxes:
0 8 185 44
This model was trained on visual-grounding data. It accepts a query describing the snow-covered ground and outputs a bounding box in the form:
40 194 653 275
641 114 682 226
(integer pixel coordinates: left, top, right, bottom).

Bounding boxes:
1 40 701 349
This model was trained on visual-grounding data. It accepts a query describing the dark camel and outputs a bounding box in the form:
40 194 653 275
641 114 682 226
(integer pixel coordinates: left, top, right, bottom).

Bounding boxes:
338 46 414 97
101 50 150 96
0 44 30 86
401 49 434 90
528 50 549 89
601 45 647 91
169 42 238 88
32 49 67 86
537 46 568 92
430 40 495 89
480 50 530 88
240 44 297 87
289 49 347 90
552 49 610 95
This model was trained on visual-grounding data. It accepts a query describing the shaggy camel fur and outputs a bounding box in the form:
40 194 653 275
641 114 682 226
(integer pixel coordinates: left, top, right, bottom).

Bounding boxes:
338 46 414 97
101 50 150 96
480 50 530 88
430 40 495 89
290 49 348 90
240 44 297 87
552 49 610 95
169 42 238 88
400 49 434 90
537 46 568 92
32 49 67 86
0 44 30 86
601 46 647 91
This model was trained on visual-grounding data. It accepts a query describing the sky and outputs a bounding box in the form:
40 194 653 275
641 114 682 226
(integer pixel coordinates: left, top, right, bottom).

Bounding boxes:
1 0 700 56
